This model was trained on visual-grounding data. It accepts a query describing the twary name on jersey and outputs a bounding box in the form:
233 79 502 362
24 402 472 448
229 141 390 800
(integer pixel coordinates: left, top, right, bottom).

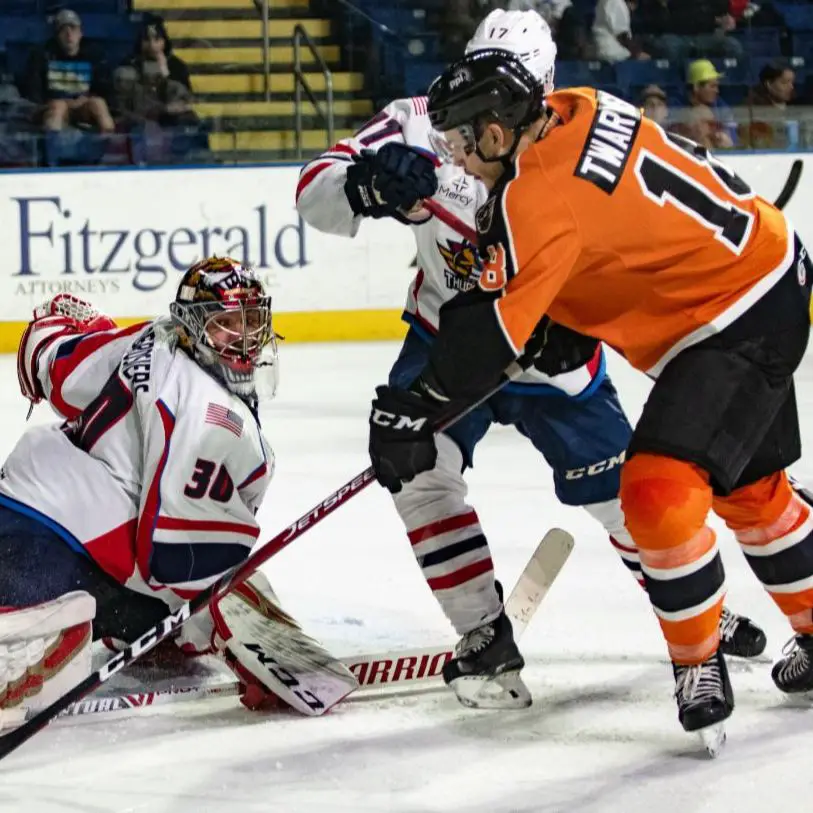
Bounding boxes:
575 92 641 194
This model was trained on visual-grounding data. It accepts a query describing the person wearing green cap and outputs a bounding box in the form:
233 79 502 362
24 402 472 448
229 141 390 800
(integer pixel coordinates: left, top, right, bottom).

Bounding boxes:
681 58 737 148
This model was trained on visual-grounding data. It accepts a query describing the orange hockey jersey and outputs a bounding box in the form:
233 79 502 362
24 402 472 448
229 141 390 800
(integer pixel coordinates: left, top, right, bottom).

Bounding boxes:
480 88 794 377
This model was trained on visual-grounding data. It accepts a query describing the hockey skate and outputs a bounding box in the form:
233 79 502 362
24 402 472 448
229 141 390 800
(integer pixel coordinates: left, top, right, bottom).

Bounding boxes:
718 606 767 659
0 591 95 729
442 607 531 710
772 634 813 694
673 648 734 757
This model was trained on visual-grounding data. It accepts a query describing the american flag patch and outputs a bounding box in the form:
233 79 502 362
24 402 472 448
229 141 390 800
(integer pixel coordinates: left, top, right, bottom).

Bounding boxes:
205 403 244 437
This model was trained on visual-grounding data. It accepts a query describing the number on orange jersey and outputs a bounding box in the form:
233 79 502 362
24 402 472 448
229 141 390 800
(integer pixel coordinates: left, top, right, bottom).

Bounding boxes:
479 243 508 291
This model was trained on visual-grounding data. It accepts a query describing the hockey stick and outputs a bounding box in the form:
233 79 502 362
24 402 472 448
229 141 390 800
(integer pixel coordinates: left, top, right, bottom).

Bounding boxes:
56 530 574 721
425 198 477 243
0 356 544 759
774 158 803 211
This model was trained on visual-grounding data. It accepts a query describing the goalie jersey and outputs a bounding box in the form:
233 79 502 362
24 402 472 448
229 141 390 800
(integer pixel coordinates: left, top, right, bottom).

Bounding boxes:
1 318 273 608
296 96 603 397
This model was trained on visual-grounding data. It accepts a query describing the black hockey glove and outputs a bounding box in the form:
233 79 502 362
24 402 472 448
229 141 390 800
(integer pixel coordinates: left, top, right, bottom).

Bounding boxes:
518 318 600 377
344 143 438 223
368 385 445 494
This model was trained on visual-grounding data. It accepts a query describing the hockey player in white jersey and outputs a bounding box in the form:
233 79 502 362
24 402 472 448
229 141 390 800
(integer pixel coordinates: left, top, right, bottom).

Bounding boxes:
0 258 355 722
298 8 766 708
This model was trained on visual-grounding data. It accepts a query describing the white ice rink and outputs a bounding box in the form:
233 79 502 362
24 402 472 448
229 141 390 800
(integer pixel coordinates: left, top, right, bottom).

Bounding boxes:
3 341 813 813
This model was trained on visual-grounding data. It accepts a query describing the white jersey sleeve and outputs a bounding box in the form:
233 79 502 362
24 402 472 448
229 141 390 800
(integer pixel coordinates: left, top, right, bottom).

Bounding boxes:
23 319 151 420
296 97 431 237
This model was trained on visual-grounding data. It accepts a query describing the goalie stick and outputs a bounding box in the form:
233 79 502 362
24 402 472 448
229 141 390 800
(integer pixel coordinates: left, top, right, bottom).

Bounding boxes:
0 340 550 760
55 530 574 721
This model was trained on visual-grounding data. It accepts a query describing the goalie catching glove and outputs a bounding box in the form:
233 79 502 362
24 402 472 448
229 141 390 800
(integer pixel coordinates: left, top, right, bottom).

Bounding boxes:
17 294 117 407
344 142 438 224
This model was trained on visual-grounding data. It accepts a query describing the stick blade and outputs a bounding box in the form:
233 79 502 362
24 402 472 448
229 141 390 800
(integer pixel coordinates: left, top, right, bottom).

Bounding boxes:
774 158 803 210
505 528 574 638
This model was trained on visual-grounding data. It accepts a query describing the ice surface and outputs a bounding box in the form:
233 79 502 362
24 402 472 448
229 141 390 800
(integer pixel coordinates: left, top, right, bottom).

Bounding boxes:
2 342 813 813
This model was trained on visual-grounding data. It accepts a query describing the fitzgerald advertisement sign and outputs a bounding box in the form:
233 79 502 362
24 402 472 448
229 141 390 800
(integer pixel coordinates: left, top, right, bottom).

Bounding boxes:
0 164 416 334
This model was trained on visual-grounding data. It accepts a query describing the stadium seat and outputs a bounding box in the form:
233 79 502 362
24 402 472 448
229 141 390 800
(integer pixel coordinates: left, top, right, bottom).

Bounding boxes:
614 59 681 95
718 83 749 105
732 27 782 57
556 60 615 89
403 59 444 97
775 3 813 31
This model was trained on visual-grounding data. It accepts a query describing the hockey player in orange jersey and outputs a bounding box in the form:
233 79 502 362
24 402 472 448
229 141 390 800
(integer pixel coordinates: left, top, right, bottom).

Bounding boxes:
366 48 813 752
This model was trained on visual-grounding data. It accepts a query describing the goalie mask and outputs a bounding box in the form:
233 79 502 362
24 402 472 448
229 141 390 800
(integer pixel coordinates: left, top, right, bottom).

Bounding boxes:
170 257 279 402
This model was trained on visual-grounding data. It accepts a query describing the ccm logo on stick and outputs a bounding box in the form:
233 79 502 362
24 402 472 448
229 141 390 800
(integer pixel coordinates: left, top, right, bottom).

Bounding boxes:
371 409 428 431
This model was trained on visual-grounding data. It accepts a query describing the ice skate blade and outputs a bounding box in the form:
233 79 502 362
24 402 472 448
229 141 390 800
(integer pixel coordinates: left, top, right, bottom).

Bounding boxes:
450 670 532 710
698 722 726 758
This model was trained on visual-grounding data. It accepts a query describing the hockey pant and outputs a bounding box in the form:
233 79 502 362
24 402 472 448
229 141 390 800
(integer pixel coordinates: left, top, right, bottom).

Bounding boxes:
620 253 812 664
389 330 634 635
0 502 168 641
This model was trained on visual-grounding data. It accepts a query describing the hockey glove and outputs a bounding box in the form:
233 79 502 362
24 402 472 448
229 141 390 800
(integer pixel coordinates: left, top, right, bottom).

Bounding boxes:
518 318 600 377
368 384 446 493
17 294 117 406
344 143 438 223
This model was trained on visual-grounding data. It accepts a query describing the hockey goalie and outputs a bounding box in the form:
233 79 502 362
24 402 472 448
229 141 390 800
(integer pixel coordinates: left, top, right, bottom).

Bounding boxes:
0 257 356 727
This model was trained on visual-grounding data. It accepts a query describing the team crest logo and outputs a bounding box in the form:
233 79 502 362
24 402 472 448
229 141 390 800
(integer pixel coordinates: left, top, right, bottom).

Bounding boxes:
476 197 496 234
437 239 482 292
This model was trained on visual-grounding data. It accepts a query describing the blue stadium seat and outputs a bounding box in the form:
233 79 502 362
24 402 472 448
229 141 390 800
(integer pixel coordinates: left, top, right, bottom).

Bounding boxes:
0 16 47 48
555 60 615 89
718 83 749 105
732 27 782 58
75 13 134 41
57 0 126 11
775 3 813 31
713 57 751 84
614 59 681 95
403 59 444 97
793 31 813 59
5 42 31 81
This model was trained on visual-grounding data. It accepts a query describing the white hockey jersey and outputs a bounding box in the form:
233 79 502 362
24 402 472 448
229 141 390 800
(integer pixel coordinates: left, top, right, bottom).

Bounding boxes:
1 318 273 609
296 96 604 397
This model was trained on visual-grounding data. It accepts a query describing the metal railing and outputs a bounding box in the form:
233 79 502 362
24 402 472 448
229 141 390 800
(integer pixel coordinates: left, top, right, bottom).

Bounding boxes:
292 22 334 159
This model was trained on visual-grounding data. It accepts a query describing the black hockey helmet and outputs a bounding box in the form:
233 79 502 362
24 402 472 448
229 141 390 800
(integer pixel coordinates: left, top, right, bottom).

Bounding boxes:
427 49 545 162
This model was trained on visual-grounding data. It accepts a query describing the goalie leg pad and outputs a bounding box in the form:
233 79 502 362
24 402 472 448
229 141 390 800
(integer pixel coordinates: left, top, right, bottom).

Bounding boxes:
0 591 95 728
211 572 358 716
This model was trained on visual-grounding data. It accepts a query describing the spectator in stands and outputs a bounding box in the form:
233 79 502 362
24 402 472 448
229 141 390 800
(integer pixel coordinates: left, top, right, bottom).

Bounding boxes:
593 0 650 63
673 59 735 149
640 83 669 126
21 9 114 136
747 61 795 110
113 15 208 164
683 103 734 149
637 0 743 63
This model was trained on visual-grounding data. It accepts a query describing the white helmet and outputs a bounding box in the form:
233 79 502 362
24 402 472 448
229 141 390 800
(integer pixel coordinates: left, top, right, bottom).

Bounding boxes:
465 9 556 95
